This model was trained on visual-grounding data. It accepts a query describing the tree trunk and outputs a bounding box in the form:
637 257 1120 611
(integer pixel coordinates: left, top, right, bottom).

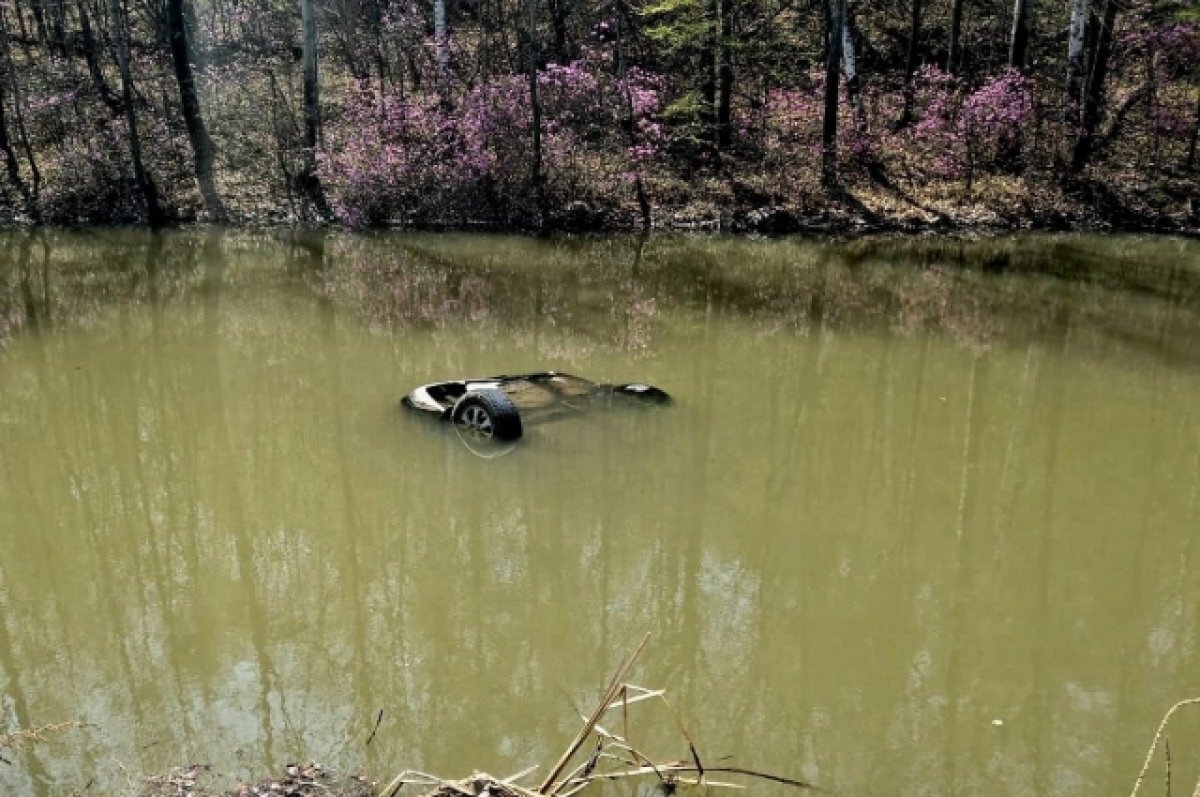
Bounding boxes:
1001 0 1033 170
821 0 844 187
615 0 650 229
0 83 24 200
0 7 28 208
368 0 390 93
526 0 546 228
819 0 830 61
898 0 922 127
548 0 569 64
301 0 320 151
299 0 332 219
9 0 33 62
108 0 163 225
49 0 67 58
1064 0 1088 131
30 0 49 48
0 50 35 218
841 0 868 142
1091 81 1146 151
946 0 964 74
1185 90 1199 171
0 5 39 218
1147 50 1159 170
266 68 297 217
434 0 448 95
168 0 226 221
716 0 733 150
1008 0 1034 72
1071 0 1117 172
699 0 717 154
78 0 122 115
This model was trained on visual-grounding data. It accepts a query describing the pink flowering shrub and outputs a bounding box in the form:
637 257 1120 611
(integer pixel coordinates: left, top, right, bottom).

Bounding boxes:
1113 21 1200 147
20 94 151 222
958 71 1035 165
1118 21 1200 76
318 57 665 227
755 70 879 182
762 83 823 158
749 80 822 192
904 67 1034 179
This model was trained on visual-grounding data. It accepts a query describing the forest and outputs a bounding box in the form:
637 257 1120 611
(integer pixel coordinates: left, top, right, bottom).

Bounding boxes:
0 0 1196 230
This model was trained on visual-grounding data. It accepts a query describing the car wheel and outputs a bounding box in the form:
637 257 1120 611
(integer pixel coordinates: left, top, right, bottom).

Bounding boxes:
614 383 672 405
451 389 523 441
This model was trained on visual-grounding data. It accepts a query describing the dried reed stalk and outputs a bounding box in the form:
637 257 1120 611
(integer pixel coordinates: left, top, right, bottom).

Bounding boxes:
380 633 815 797
1130 698 1200 797
536 632 650 794
1165 737 1171 797
563 763 818 789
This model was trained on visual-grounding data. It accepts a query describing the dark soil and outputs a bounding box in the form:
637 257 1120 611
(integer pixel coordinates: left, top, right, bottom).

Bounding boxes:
138 763 375 797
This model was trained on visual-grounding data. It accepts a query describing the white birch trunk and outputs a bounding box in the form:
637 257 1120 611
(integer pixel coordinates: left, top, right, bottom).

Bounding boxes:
1065 0 1089 129
434 0 448 93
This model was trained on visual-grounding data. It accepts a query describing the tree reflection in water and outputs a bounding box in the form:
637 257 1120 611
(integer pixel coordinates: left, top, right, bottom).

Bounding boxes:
0 231 1198 797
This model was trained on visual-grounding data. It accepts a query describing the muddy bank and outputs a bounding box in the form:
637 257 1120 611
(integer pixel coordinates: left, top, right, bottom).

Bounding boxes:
138 763 374 797
3 169 1197 237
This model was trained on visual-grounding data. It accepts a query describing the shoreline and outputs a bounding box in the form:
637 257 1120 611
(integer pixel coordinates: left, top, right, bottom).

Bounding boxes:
4 174 1197 239
1 211 1196 239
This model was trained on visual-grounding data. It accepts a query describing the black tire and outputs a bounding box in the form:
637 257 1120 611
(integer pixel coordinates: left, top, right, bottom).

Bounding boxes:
451 389 523 441
614 383 672 405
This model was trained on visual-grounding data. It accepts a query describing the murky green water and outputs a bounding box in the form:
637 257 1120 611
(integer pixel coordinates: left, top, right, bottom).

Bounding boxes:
1 231 1199 796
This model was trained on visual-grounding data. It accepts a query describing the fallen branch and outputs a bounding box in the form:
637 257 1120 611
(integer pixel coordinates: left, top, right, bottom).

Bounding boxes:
366 710 384 747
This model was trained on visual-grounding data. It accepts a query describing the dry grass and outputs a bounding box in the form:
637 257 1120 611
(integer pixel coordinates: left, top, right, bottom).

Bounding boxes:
0 721 88 766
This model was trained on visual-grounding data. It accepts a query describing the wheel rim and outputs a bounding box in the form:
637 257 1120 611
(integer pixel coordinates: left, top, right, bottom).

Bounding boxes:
459 405 494 438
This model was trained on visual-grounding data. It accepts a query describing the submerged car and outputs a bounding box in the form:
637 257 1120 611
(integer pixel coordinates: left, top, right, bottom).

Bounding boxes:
401 371 671 442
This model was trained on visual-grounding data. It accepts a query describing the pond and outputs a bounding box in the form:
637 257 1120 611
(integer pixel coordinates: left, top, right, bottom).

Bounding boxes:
1 230 1199 796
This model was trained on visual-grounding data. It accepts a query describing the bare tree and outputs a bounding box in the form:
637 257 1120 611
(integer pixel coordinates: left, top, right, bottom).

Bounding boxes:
0 80 33 219
1186 93 1199 172
526 0 546 227
0 8 34 218
300 0 332 219
1008 0 1035 71
168 0 226 221
47 0 67 58
700 0 717 153
78 0 122 115
947 0 964 74
1071 0 1118 172
898 0 922 127
29 0 50 48
614 0 651 228
107 0 164 224
548 0 570 63
1064 0 1089 131
841 1 868 143
821 0 844 187
716 0 734 150
434 0 448 95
